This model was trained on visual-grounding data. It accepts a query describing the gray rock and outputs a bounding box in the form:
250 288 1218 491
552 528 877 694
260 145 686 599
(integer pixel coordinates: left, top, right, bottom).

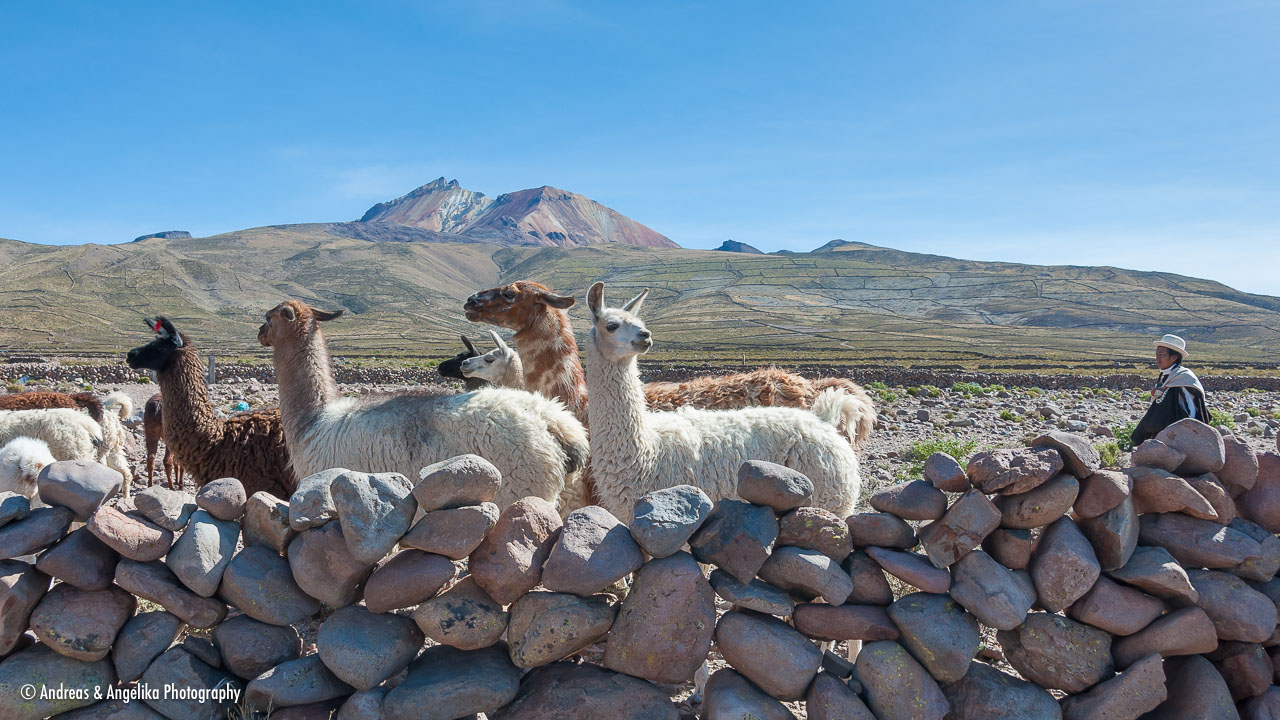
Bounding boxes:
0 644 115 719
507 591 616 668
846 512 916 549
924 452 968 492
1132 438 1187 472
701 668 796 720
337 689 388 720
842 550 893 604
1189 569 1278 643
289 467 345 531
1128 466 1219 519
115 559 227 629
856 640 949 720
710 569 796 616
414 454 502 511
413 576 509 650
1060 652 1166 720
715 610 822 701
805 672 875 720
362 548 457 614
1031 517 1100 612
1208 641 1271 701
0 492 29 528
629 484 713 558
1228 517 1280 582
867 546 950 593
604 551 715 684
0 505 74 559
689 499 778 584
870 480 947 521
1238 451 1280 533
35 527 118 591
245 654 353 711
178 635 221 669
981 527 1035 570
793 603 899 642
920 489 1001 568
757 546 853 604
966 447 1064 494
0 559 49 655
1242 687 1280 719
1108 545 1199 603
469 497 562 605
195 477 247 521
287 521 374 608
243 491 295 553
995 473 1078 529
29 583 134 661
1158 418 1228 474
949 550 1036 630
331 471 416 564
133 485 197 532
1079 494 1138 571
1112 606 1220 668
218 545 320 625
1067 575 1164 636
37 460 122 521
941 661 1061 720
115 607 186 681
401 502 499 560
542 505 644 596
141 647 238 720
382 644 520 720
1031 431 1100 478
777 506 853 561
87 505 173 562
212 614 301 680
888 592 980 683
1144 654 1240 720
737 460 814 511
997 613 1113 693
1138 512 1261 568
55 698 169 719
1219 435 1261 496
1074 469 1131 519
318 605 424 690
491 661 678 720
165 510 239 597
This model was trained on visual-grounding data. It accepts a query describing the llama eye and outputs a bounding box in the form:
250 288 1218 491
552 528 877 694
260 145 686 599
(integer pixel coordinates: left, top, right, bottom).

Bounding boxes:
501 291 517 301
606 323 619 332
485 357 494 364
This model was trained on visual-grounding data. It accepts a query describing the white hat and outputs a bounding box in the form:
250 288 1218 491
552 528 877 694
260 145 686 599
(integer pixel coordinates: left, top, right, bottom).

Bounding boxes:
1155 334 1188 359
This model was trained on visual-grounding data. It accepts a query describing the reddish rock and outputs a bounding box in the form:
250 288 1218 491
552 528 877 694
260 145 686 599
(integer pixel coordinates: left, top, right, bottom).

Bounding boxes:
923 452 968 492
1031 431 1101 478
1060 652 1166 720
1131 438 1186 471
1112 607 1220 668
701 668 796 720
1108 545 1199 603
87 505 173 561
870 480 947 521
1078 493 1139 571
115 559 227 629
1219 435 1260 496
715 610 822 701
1188 473 1236 525
0 559 49 655
846 512 916 549
1030 516 1100 612
414 454 502 511
1068 575 1163 636
1146 654 1240 720
362 549 457 614
29 583 135 661
287 521 374 608
941 661 1060 720
469 497 562 605
920 489 1001 568
888 592 980 683
401 503 499 560
1158 418 1227 474
603 551 715 684
792 603 899 642
243 491 296 553
413 576 509 650
1074 469 1131 519
981 527 1035 570
1128 466 1218 519
841 550 893 605
949 549 1035 630
806 672 875 720
1138 512 1260 568
866 546 950 593
856 641 949 720
1189 569 1278 643
966 447 1063 495
777 506 852 561
997 613 1113 693
1209 641 1272 701
1229 517 1280 582
994 473 1078 529
1238 452 1280 533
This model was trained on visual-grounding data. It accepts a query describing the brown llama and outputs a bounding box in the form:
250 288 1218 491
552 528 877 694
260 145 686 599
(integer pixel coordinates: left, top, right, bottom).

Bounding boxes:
126 318 295 498
143 393 184 489
464 281 876 446
0 391 104 422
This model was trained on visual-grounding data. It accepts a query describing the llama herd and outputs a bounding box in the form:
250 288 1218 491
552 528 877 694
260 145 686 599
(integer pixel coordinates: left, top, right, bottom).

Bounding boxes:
0 279 876 524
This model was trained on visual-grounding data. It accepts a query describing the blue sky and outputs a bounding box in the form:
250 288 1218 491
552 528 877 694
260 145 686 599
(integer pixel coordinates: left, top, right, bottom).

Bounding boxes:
2 0 1277 295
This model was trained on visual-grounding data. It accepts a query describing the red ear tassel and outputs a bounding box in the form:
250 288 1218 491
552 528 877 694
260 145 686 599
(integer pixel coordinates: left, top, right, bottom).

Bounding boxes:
153 320 163 333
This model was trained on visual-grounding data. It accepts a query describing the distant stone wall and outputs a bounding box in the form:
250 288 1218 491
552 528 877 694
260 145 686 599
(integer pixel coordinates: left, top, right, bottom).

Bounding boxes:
2 423 1279 717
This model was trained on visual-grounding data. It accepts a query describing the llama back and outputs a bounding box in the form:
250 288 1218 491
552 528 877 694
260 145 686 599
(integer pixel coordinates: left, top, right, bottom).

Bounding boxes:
594 404 861 522
0 409 104 462
290 388 586 511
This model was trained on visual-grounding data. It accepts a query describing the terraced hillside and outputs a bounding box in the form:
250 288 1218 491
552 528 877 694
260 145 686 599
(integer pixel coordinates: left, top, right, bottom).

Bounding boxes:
0 228 1277 371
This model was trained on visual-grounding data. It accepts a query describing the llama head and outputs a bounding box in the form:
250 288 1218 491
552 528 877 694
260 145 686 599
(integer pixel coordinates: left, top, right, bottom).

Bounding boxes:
464 281 575 331
459 330 517 382
585 281 652 363
258 300 344 347
126 317 187 372
437 334 482 381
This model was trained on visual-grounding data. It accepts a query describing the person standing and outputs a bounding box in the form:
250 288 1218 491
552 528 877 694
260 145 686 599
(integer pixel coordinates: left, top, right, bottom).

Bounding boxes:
1131 334 1208 446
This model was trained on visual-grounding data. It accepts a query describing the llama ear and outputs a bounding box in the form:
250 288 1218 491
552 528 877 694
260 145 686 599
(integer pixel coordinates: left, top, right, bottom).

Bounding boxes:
158 318 183 348
538 291 576 310
586 282 605 321
279 305 296 322
144 317 157 333
622 288 650 314
461 334 480 356
313 308 344 322
488 329 509 353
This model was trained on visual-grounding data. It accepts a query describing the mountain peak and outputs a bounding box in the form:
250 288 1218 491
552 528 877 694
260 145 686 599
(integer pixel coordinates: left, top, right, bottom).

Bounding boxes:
714 240 764 254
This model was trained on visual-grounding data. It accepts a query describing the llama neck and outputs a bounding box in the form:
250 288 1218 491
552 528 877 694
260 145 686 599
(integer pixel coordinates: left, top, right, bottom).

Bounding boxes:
515 307 588 422
273 326 339 442
503 355 527 390
584 339 655 475
156 346 224 449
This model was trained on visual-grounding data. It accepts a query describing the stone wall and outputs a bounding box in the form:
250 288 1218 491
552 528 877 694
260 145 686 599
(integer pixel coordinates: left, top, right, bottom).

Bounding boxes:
1 422 1280 718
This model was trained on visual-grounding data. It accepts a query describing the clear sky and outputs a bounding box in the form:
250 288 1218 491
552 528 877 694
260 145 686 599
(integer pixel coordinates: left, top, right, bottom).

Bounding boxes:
2 1 1277 295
